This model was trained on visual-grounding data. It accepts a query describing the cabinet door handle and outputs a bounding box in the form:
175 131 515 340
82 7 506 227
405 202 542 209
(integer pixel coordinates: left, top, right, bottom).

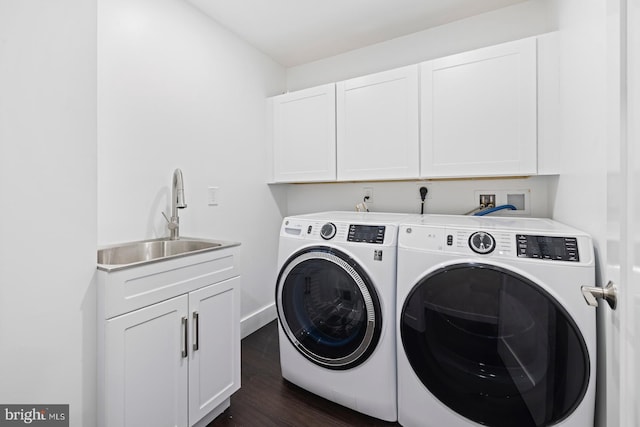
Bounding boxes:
192 311 199 352
181 316 188 358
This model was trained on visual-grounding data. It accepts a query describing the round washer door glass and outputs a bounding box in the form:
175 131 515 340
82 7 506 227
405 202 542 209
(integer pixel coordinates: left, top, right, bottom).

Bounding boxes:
401 263 589 427
276 247 382 370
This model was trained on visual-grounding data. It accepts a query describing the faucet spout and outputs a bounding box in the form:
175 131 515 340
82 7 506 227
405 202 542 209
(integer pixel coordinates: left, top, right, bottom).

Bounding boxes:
172 168 187 215
166 168 187 240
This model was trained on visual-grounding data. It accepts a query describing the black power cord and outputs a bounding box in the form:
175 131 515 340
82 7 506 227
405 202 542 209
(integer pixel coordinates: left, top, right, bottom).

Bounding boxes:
419 186 428 214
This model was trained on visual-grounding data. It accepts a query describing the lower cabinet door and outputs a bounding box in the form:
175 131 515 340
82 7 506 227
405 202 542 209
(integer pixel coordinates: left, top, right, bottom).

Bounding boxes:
188 276 241 426
105 295 189 427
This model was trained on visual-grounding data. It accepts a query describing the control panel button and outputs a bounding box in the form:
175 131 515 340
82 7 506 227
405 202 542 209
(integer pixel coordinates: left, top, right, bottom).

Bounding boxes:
320 223 337 240
469 231 496 254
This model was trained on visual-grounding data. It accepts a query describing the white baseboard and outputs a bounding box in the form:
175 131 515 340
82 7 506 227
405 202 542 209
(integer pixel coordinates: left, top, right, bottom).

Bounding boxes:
240 302 277 339
193 398 229 427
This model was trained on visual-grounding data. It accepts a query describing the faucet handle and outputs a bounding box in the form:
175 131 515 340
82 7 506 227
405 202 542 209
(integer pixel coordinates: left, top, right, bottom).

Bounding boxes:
161 212 178 230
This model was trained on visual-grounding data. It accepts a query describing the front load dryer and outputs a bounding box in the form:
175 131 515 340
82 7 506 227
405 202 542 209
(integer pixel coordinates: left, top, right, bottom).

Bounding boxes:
276 211 408 422
396 215 596 427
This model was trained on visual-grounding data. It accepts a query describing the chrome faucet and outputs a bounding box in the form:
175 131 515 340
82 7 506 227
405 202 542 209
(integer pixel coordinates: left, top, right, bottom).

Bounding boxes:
162 168 187 240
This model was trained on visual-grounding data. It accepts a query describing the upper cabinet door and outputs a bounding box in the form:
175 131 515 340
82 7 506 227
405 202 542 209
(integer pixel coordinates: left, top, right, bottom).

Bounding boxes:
336 65 420 181
420 38 537 178
270 84 336 183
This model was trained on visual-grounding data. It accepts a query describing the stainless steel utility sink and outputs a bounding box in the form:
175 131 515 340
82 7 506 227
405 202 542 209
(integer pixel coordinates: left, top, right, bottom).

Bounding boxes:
97 237 237 271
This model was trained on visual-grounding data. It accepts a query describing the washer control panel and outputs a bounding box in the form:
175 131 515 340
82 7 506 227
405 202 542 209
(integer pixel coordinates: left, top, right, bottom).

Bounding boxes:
347 225 386 244
516 235 580 262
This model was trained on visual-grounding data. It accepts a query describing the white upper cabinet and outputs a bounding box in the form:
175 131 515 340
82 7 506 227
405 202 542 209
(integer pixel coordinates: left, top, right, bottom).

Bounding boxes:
420 38 538 178
267 36 553 183
270 84 336 183
536 32 560 175
336 65 420 181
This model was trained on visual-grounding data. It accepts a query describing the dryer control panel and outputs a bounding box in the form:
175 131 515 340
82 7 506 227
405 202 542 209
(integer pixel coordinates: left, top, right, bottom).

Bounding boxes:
516 235 580 262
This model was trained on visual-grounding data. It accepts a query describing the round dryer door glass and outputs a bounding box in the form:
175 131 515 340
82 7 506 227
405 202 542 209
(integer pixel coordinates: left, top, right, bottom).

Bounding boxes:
276 247 382 370
401 263 590 427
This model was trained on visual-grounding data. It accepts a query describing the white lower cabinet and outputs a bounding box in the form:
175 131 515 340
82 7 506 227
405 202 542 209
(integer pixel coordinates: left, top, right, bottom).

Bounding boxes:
188 278 240 424
105 295 189 427
103 277 240 427
98 245 241 427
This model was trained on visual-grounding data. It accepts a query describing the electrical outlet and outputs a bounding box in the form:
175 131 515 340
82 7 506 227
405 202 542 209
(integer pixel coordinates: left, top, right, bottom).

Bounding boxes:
414 182 434 200
362 187 374 204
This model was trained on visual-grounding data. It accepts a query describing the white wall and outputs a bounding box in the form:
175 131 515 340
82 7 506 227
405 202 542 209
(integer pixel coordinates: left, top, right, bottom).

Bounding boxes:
98 0 286 336
547 1 612 426
0 1 97 426
549 1 608 277
286 0 557 91
284 0 558 218
286 177 555 217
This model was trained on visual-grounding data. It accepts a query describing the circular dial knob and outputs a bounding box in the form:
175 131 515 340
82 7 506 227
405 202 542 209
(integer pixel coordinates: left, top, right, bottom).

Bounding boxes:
320 222 337 240
469 231 496 254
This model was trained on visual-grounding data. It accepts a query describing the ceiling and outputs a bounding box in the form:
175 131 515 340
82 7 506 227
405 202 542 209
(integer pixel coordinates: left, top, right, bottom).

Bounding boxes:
184 0 528 67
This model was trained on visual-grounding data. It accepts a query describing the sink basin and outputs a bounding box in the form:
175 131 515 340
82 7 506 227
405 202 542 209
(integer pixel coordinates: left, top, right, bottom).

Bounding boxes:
97 238 237 271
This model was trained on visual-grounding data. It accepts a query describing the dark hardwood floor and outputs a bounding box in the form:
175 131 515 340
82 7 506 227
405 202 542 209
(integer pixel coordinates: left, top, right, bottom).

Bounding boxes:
208 320 400 427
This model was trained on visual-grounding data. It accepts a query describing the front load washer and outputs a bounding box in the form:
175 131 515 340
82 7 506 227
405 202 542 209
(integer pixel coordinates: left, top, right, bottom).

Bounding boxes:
276 211 409 422
396 215 596 427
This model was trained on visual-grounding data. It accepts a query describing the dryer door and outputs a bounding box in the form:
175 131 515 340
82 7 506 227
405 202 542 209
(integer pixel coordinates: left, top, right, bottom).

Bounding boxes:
401 263 590 427
276 246 382 370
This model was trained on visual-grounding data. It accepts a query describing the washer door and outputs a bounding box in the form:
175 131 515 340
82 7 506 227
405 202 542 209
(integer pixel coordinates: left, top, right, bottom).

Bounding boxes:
276 246 382 370
401 263 589 427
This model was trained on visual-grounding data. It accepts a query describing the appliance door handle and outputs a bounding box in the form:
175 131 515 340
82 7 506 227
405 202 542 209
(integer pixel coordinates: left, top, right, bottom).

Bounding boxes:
192 311 199 352
181 316 188 358
581 281 617 310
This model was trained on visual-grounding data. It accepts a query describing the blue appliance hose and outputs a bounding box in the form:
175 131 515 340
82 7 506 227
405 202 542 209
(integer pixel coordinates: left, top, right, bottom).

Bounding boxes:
473 204 517 216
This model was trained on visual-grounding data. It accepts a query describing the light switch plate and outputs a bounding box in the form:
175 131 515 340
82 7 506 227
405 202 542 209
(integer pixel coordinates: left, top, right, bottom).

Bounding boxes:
207 187 219 206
